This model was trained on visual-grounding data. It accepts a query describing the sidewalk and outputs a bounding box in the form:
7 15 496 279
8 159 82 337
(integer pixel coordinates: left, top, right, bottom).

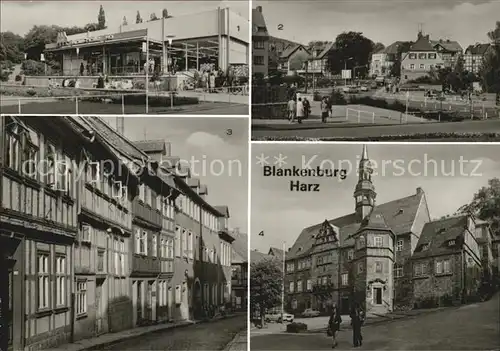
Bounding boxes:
307 307 451 333
224 329 248 351
53 314 241 351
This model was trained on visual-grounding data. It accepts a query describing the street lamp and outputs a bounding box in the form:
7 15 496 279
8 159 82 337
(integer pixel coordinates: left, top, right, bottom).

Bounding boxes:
344 57 354 86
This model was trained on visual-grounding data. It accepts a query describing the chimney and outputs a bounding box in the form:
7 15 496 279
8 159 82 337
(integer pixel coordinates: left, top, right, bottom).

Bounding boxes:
416 187 424 195
256 5 262 12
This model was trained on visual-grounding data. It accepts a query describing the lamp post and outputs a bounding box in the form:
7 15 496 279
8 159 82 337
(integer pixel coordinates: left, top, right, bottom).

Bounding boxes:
281 241 286 325
344 57 354 86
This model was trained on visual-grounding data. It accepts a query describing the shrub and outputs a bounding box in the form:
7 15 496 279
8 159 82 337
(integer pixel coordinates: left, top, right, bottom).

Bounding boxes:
286 322 307 333
313 91 322 101
15 74 22 82
330 89 347 105
21 60 46 76
26 88 36 96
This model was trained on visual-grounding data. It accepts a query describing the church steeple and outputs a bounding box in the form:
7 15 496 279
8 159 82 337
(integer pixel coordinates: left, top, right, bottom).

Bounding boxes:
354 145 376 221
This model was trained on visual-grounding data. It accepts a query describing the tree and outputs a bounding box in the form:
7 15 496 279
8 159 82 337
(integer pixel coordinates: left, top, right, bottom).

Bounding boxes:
389 41 412 78
136 11 143 24
480 21 500 93
459 178 500 235
372 42 385 53
150 13 158 21
250 257 282 321
122 16 128 26
0 31 25 63
162 8 172 19
97 5 106 30
327 31 374 75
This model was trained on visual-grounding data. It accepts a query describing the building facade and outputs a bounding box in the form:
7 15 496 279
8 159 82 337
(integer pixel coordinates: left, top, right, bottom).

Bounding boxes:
252 6 269 76
411 215 483 304
1 116 80 351
401 32 445 83
1 117 237 351
231 230 248 312
464 43 493 74
284 145 437 316
45 7 249 76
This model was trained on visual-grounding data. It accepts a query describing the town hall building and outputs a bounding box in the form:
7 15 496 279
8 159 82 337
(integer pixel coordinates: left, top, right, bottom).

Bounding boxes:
284 146 485 316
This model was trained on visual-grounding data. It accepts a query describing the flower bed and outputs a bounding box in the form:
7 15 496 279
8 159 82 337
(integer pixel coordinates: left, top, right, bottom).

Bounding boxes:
252 103 287 119
0 85 199 106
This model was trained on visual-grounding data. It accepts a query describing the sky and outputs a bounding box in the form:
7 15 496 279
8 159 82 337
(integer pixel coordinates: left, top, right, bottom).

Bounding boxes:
251 143 500 253
100 116 249 234
256 0 499 47
0 0 249 36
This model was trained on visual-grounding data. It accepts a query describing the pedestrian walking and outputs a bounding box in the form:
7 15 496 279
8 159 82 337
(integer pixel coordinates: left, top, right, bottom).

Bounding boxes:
79 62 84 76
296 97 304 124
321 97 329 123
210 73 216 93
326 96 333 117
303 97 311 119
287 98 296 123
350 303 365 347
328 304 342 348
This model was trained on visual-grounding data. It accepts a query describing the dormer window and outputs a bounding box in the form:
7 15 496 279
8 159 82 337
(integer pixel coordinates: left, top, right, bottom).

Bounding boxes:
448 240 455 246
422 244 429 251
397 209 404 215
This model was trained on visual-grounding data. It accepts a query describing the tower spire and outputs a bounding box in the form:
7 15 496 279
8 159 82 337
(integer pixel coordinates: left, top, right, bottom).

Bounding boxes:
354 145 376 221
361 144 368 161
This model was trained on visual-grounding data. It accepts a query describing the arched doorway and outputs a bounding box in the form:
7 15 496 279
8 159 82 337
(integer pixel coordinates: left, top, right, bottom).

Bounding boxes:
193 279 202 319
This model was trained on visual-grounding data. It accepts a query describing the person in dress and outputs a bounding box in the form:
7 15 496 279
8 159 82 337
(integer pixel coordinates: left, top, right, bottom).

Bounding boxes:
328 304 342 348
287 97 296 123
296 97 304 124
321 97 329 123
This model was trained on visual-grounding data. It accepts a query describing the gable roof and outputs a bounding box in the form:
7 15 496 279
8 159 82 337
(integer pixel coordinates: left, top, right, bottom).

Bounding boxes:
431 40 463 53
287 191 425 260
81 117 148 161
315 42 336 59
280 44 311 59
384 41 409 55
268 247 285 258
409 35 436 52
359 210 394 233
412 215 468 259
250 249 274 263
465 43 491 55
134 139 166 154
214 205 230 218
232 232 248 263
252 8 268 37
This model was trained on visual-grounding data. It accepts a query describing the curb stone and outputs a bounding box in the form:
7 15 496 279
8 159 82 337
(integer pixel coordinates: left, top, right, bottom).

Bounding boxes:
54 314 241 351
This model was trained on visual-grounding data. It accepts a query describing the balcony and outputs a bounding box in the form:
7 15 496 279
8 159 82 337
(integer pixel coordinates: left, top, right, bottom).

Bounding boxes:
132 254 161 275
133 200 162 228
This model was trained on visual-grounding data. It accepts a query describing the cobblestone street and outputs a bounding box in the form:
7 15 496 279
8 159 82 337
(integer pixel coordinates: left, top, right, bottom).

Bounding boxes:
94 315 246 351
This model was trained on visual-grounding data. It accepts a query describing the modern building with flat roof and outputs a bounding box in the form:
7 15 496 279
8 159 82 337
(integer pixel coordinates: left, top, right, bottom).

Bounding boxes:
45 7 249 76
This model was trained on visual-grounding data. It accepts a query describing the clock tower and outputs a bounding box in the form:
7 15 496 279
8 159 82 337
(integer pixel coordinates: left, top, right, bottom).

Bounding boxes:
354 145 376 221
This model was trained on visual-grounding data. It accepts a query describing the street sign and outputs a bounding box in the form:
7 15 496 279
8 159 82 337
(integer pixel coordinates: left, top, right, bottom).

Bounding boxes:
142 42 147 52
341 69 352 79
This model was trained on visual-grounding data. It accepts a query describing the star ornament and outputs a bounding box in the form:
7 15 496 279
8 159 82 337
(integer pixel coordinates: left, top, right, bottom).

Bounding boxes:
274 153 287 167
256 153 270 167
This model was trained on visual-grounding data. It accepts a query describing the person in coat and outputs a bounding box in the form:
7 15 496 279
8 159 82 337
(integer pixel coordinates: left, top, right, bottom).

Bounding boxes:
350 303 365 347
321 97 329 123
328 304 342 348
296 97 304 124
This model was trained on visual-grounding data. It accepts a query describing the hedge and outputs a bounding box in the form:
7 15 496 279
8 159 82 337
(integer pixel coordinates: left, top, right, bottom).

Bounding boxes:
253 132 500 142
286 322 308 333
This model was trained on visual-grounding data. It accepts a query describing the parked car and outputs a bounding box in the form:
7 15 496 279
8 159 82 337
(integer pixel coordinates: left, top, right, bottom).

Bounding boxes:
302 308 320 318
370 82 378 89
342 86 359 93
360 86 369 92
265 311 294 323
